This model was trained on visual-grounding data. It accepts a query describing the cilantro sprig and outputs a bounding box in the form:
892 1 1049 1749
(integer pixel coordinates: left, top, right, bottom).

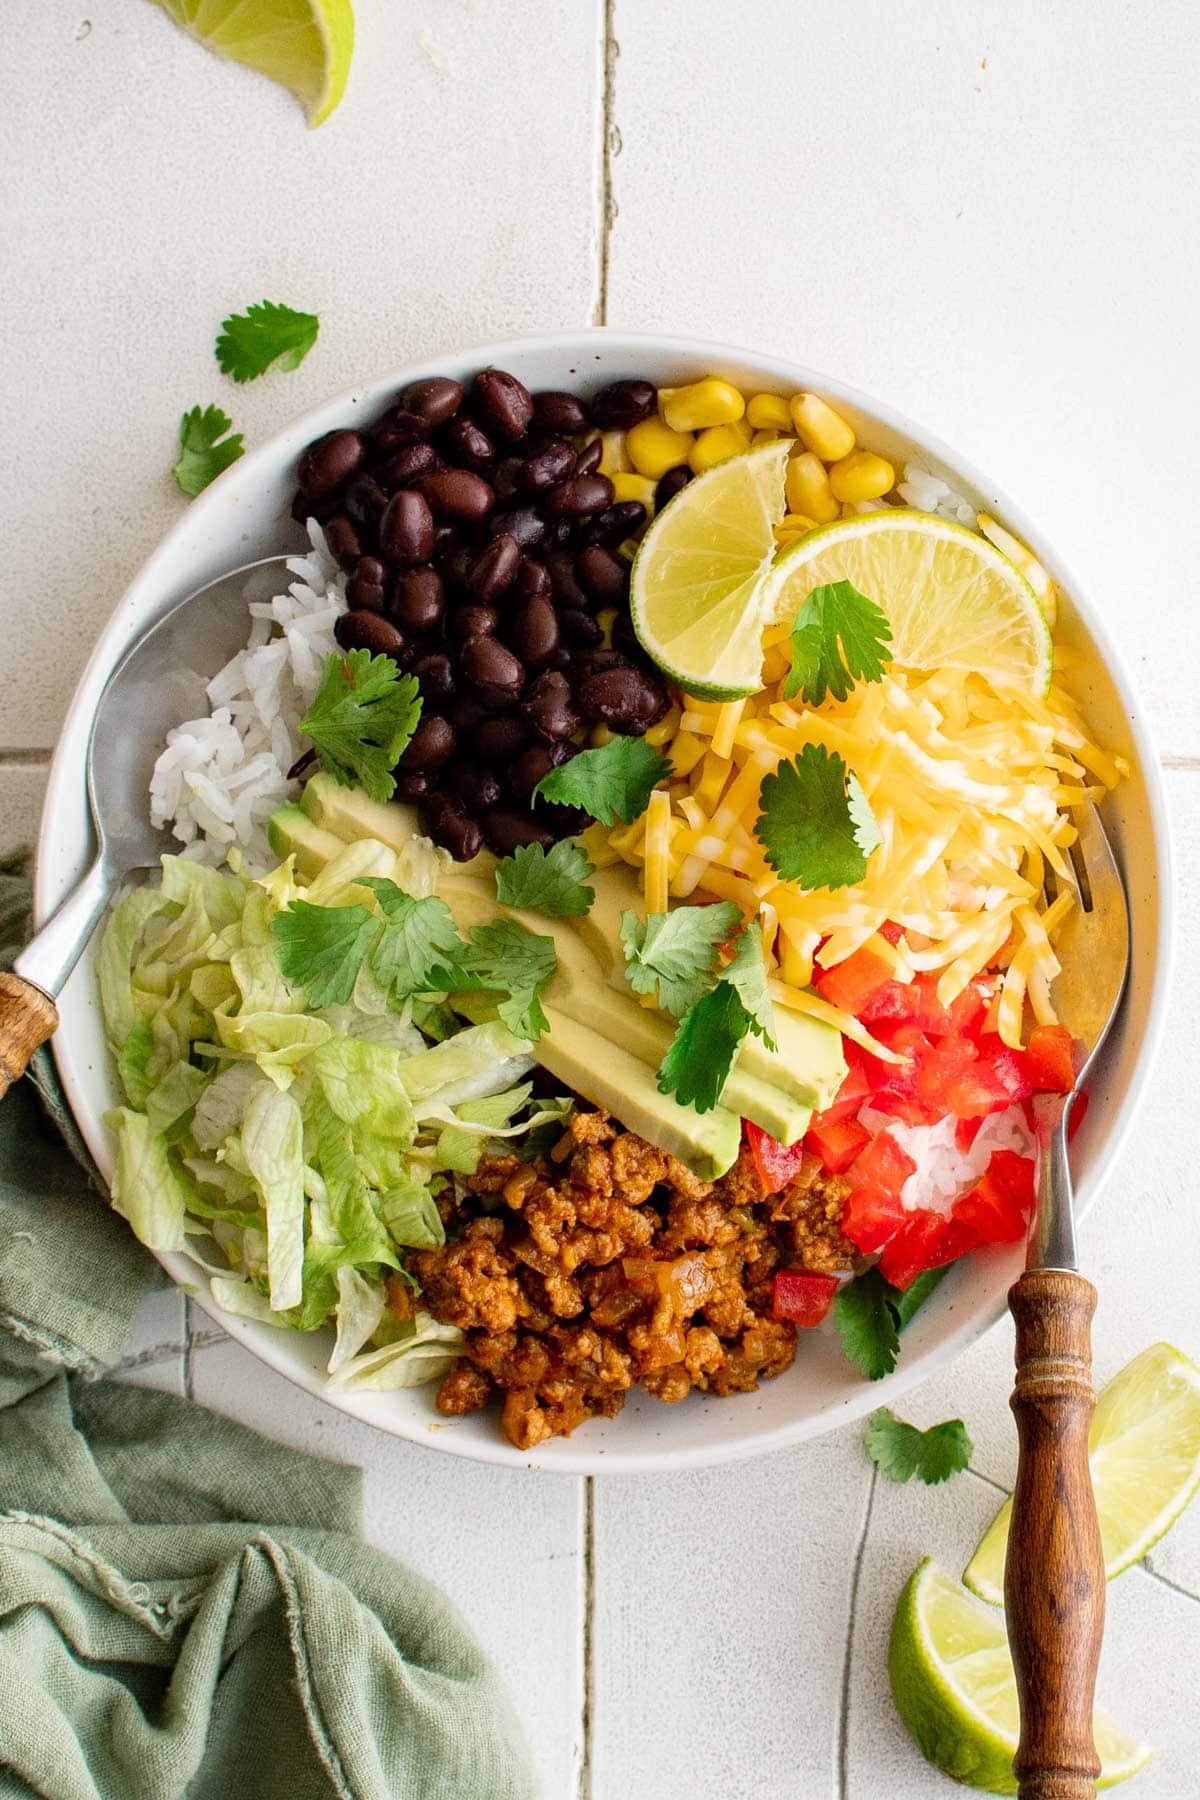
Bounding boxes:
300 651 422 805
864 1408 973 1486
784 579 892 706
495 840 595 918
533 737 670 826
216 301 319 383
834 1265 949 1380
172 405 245 497
652 920 776 1114
457 920 557 1041
619 903 741 1018
755 743 881 891
271 900 378 1008
357 882 464 997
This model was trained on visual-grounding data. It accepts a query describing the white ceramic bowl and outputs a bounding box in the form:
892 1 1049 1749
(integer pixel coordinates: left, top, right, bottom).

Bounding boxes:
35 330 1172 1474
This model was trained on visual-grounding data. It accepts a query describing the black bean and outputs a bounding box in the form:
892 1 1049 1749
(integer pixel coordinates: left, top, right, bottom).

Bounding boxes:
591 378 657 430
401 714 456 769
437 413 496 472
546 550 588 610
347 575 386 613
533 390 591 436
395 770 435 802
334 611 405 658
451 694 490 733
420 467 495 521
576 665 668 734
396 375 463 426
558 607 603 649
473 368 535 441
461 636 525 704
446 764 503 813
449 604 499 641
420 792 483 862
469 534 521 604
507 595 560 669
493 456 526 501
509 740 574 802
575 544 629 605
574 438 603 477
516 556 552 601
412 652 455 704
655 464 693 508
323 515 362 570
485 506 546 550
542 473 615 518
341 475 388 530
475 716 528 760
521 438 577 492
522 669 578 743
438 540 476 590
543 517 576 550
372 405 433 453
380 490 435 566
483 808 554 857
298 429 365 500
392 565 445 632
378 442 441 489
356 555 386 586
578 500 648 547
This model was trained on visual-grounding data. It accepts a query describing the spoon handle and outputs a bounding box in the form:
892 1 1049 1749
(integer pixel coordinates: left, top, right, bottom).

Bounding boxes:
1006 1268 1105 1800
0 973 59 1098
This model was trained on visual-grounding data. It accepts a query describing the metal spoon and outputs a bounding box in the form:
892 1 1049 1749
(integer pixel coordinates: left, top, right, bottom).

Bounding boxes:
0 555 292 1097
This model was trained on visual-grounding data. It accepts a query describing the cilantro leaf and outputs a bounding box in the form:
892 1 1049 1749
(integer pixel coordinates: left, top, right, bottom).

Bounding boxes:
495 840 596 918
657 980 748 1113
300 651 422 804
783 579 892 705
357 881 465 998
215 300 319 383
892 1263 949 1328
271 900 379 1007
755 743 880 890
833 1267 902 1380
864 1408 973 1485
534 737 670 826
619 902 740 1018
172 404 245 497
460 920 557 1042
720 921 776 1049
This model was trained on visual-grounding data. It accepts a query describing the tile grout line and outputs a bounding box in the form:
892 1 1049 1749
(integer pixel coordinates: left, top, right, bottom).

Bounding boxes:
182 1297 196 1399
591 0 617 328
115 1338 190 1375
578 1477 595 1799
837 1467 878 1800
0 748 54 767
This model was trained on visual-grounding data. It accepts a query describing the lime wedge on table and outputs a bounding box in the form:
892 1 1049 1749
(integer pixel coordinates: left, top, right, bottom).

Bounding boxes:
762 509 1053 696
151 0 354 127
890 1560 1151 1793
964 1342 1200 1606
630 441 790 699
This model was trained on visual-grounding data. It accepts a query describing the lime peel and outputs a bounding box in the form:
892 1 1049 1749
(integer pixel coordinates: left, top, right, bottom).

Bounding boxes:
151 0 355 127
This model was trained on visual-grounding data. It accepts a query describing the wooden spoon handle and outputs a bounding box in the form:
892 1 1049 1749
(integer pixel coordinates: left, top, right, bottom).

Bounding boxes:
0 972 59 1098
1006 1268 1105 1800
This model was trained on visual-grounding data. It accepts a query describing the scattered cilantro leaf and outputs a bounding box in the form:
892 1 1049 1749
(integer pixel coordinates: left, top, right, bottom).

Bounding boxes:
533 737 670 826
864 1408 973 1485
216 300 319 383
495 840 596 918
892 1263 949 1328
755 743 880 891
619 902 740 1018
834 1267 902 1380
271 900 379 1008
459 920 557 1042
657 980 748 1113
300 651 422 805
783 579 892 705
172 404 245 497
358 881 465 998
720 922 776 1049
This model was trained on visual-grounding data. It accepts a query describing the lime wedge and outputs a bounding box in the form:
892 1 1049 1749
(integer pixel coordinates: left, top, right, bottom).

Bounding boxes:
151 0 355 127
890 1559 1152 1793
761 509 1053 697
965 1342 1200 1606
630 440 790 699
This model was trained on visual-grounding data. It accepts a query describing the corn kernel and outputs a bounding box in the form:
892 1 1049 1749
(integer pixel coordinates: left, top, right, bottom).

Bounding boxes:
689 419 752 474
751 428 782 448
627 416 693 480
596 607 618 648
789 392 855 462
597 430 631 476
829 450 895 503
608 471 658 510
746 392 793 432
659 377 745 433
785 452 840 523
590 724 616 748
780 511 817 533
645 705 682 747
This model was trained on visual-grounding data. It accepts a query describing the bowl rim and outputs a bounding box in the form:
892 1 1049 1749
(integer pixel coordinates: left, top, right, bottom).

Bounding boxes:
35 326 1174 1474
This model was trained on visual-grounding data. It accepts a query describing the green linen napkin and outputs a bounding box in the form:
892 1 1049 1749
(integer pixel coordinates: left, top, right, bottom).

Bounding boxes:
0 858 538 1800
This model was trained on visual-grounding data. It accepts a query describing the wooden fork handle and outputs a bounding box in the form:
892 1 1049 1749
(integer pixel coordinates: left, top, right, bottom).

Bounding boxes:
0 972 59 1098
1006 1269 1105 1800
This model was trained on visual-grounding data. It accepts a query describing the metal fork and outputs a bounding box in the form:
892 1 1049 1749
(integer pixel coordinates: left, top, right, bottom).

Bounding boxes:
1005 803 1131 1800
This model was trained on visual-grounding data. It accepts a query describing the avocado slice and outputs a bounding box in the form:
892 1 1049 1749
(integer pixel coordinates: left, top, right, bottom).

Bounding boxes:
301 772 496 880
267 804 347 881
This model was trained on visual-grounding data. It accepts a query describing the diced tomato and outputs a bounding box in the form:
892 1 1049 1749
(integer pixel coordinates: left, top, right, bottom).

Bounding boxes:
948 981 989 1038
915 1033 978 1106
860 1031 942 1126
850 1129 918 1197
1026 1023 1077 1094
772 1268 840 1327
955 1115 985 1152
805 1115 871 1174
880 1212 978 1290
842 1184 908 1253
744 1121 807 1196
1068 1089 1090 1143
816 1044 873 1126
878 921 904 945
815 943 893 1014
944 1039 1034 1119
859 979 922 1030
987 1148 1037 1216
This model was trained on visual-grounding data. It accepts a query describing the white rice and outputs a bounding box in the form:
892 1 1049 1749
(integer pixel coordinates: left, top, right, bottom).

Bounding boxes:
149 521 347 870
895 459 978 527
859 1103 1035 1218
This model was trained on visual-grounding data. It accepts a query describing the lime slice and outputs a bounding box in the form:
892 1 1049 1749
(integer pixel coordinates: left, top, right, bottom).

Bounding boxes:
151 0 355 127
630 441 790 699
965 1342 1200 1606
762 509 1053 697
890 1559 1152 1793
